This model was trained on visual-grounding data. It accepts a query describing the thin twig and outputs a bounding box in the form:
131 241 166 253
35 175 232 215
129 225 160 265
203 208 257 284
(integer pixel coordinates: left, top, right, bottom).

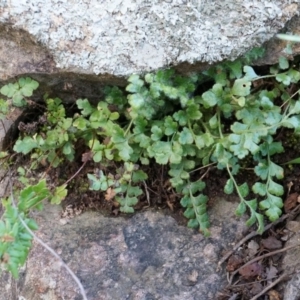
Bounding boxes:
142 180 150 206
189 162 216 174
249 272 289 300
64 160 87 186
64 138 97 186
217 204 300 271
228 243 300 284
7 168 88 300
230 274 284 287
144 185 160 196
199 167 211 181
160 165 170 203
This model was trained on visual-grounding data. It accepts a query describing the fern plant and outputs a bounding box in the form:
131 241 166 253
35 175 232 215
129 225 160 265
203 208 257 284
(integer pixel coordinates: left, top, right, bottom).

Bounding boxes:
6 53 300 235
2 48 300 277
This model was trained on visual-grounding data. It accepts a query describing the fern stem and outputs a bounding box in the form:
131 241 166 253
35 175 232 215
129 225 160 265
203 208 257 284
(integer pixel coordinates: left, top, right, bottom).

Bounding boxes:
124 119 134 136
226 164 245 201
217 110 224 139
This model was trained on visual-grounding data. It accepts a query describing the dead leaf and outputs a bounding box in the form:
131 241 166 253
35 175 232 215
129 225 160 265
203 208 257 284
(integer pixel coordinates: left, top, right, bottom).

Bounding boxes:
103 137 111 145
166 200 174 211
261 236 282 250
105 187 116 201
286 221 300 233
6 107 23 121
113 201 120 207
280 229 290 242
268 289 281 300
226 255 243 272
266 265 278 280
247 240 259 257
287 181 293 194
239 262 263 280
40 157 48 167
1 234 15 242
82 151 93 162
250 282 263 295
1 252 10 263
112 208 119 216
284 192 299 212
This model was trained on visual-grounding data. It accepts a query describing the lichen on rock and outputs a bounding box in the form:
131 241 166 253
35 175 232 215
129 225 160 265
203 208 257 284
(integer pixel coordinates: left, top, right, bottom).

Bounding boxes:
0 0 298 77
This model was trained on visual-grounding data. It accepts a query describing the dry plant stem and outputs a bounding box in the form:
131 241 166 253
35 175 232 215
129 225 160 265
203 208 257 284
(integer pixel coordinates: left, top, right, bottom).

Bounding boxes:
231 274 289 287
145 185 159 196
42 152 61 179
189 162 216 174
249 272 288 300
217 204 300 271
64 160 87 185
199 167 211 181
7 168 88 300
228 243 300 284
142 180 150 206
160 165 170 202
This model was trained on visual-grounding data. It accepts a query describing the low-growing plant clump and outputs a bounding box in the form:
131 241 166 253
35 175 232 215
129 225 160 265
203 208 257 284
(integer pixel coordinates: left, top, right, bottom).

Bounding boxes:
1 47 300 278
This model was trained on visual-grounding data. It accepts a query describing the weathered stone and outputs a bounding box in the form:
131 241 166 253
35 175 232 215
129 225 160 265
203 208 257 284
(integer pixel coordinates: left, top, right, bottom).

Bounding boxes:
255 14 300 66
283 273 300 300
0 198 249 300
281 217 300 300
0 0 298 82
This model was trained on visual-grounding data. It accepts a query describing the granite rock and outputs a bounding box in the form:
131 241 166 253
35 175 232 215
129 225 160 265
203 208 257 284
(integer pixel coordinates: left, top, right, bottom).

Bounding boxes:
0 0 298 81
0 198 248 300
